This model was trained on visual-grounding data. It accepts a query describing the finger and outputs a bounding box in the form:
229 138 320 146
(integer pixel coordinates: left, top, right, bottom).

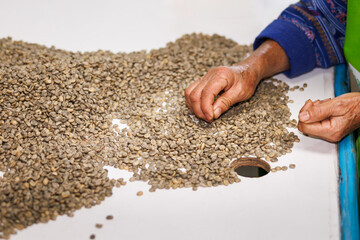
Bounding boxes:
298 120 340 142
200 77 229 121
313 98 331 106
189 86 207 120
188 76 218 121
297 121 302 132
186 78 201 96
187 68 231 122
212 87 241 119
304 98 331 120
185 93 194 112
299 99 341 123
313 99 321 106
185 78 201 112
185 97 192 112
322 98 332 102
299 99 313 113
300 119 331 134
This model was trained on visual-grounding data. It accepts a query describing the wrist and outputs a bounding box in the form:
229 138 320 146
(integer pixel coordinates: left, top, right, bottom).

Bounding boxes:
248 39 290 79
231 59 262 89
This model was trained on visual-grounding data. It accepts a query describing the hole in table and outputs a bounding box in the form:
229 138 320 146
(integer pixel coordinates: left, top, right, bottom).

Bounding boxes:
231 157 270 178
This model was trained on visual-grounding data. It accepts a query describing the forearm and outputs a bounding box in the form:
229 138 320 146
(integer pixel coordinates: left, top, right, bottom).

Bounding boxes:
234 39 290 84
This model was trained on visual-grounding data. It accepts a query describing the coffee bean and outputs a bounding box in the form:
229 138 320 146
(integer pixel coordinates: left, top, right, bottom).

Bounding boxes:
0 34 299 237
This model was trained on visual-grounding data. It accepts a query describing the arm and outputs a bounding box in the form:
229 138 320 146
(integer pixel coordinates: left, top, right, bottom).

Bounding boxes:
185 39 289 122
254 0 347 77
186 0 347 122
265 0 355 142
186 0 354 143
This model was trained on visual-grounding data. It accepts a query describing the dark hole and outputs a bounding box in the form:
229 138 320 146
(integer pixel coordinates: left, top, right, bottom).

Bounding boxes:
234 165 269 178
231 157 270 178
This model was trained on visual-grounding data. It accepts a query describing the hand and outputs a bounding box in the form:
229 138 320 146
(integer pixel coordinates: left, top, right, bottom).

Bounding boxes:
297 92 360 142
184 40 290 122
185 65 259 122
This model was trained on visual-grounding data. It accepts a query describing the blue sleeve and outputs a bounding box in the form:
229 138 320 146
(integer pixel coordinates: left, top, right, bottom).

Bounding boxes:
254 0 347 78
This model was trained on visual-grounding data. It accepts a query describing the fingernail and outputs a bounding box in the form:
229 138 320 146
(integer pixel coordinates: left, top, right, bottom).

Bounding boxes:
214 108 221 119
205 113 212 122
299 111 310 121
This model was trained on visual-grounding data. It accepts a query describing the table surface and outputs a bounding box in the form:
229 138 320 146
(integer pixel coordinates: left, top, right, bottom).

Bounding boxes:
0 1 340 239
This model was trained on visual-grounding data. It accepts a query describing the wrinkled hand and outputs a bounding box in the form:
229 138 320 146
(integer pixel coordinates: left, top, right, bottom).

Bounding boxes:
184 39 290 122
297 92 360 142
185 65 259 122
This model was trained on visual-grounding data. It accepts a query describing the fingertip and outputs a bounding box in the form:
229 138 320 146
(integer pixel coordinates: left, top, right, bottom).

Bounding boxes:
299 111 310 122
200 95 214 121
297 122 302 132
214 107 222 119
305 99 313 107
213 95 233 118
205 112 213 122
185 99 193 112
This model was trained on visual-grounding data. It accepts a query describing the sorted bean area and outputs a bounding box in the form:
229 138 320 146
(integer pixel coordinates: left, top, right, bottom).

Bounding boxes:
0 34 299 238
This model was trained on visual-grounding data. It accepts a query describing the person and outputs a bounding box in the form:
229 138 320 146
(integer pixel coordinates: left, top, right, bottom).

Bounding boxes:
185 0 360 143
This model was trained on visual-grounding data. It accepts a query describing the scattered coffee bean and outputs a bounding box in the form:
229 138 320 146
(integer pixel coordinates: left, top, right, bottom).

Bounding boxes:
289 164 296 169
0 34 300 237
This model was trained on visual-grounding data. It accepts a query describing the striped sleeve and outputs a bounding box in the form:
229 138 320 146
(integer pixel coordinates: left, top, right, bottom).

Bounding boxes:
254 0 347 78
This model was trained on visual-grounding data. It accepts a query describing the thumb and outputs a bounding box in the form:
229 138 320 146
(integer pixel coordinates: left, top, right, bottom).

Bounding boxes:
298 100 335 123
213 88 241 119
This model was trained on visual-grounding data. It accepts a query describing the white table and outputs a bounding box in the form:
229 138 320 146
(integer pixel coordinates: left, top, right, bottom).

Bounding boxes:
0 1 339 239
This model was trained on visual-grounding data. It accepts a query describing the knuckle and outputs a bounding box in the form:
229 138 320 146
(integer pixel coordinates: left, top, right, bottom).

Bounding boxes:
202 87 214 97
298 123 311 136
328 125 344 142
310 106 322 117
189 92 200 103
333 100 348 114
329 133 342 143
334 100 344 108
332 129 344 142
211 66 229 76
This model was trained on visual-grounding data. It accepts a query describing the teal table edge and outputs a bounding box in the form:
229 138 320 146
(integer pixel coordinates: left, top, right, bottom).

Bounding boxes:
335 64 359 240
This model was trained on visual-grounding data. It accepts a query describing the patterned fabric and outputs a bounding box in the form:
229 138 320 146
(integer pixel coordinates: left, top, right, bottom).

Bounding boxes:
344 0 360 85
254 0 347 78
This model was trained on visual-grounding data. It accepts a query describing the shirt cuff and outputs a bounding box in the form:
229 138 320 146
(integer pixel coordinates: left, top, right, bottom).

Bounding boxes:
254 19 316 78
